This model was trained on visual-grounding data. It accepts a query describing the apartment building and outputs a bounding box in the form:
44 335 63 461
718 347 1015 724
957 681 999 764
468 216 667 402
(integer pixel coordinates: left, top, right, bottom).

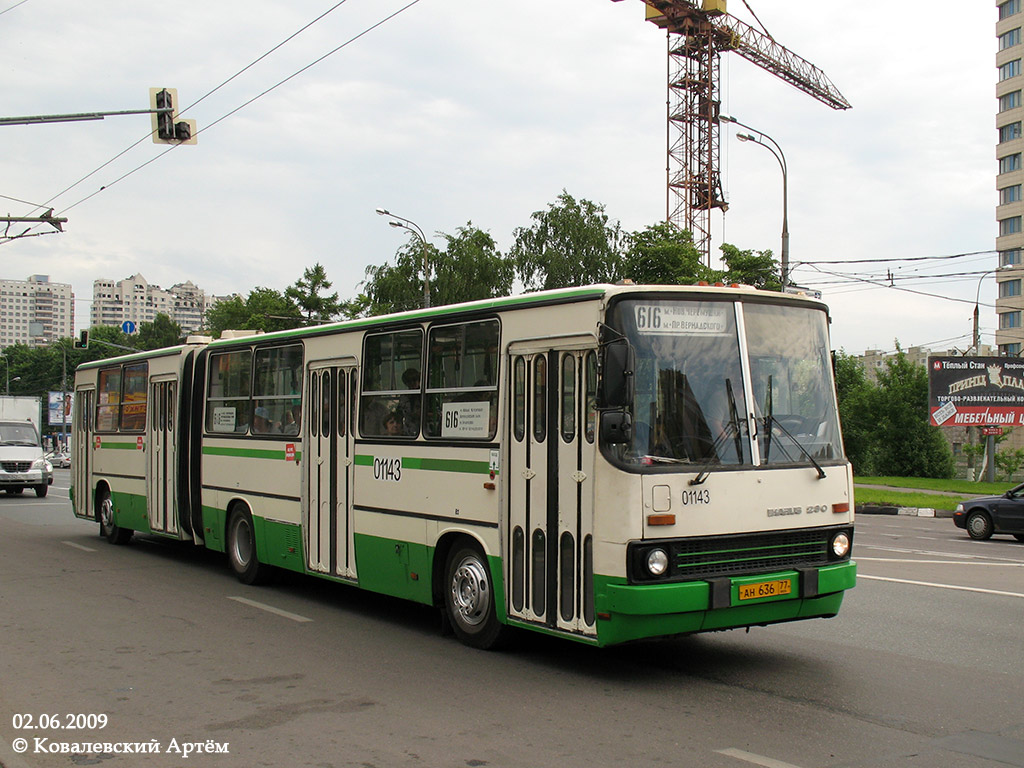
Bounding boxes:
0 275 75 348
997 0 1024 354
90 274 225 333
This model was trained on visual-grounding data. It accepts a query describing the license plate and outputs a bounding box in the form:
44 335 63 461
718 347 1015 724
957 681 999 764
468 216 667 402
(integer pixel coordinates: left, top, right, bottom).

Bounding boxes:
738 578 792 601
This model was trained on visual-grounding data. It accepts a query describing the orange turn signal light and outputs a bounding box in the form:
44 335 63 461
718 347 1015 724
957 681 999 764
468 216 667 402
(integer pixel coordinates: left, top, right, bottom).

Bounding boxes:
647 513 676 526
832 502 850 514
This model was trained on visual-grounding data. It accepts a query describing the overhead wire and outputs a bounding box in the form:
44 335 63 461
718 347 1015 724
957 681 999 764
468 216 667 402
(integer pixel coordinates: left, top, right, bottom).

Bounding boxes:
3 0 422 239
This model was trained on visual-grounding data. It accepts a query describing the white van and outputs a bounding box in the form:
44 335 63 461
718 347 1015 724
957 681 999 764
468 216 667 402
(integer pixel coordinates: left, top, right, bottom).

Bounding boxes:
0 420 53 497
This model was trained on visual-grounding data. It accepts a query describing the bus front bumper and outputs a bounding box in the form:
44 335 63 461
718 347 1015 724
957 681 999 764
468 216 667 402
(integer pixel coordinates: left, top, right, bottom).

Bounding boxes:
594 560 856 646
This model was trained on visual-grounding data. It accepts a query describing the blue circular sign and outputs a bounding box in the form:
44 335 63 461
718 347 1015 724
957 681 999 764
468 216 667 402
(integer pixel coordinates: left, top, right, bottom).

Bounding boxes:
121 320 136 334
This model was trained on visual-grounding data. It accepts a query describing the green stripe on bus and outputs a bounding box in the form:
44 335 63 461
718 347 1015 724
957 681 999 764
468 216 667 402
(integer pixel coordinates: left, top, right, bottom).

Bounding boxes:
353 454 491 475
98 440 142 450
202 445 302 461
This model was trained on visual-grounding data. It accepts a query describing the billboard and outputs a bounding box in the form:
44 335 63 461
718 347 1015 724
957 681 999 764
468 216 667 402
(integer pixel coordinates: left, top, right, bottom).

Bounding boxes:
928 356 1024 427
48 391 74 427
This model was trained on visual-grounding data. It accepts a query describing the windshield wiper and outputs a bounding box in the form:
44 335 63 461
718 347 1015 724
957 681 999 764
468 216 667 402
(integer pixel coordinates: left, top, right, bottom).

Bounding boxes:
689 378 745 486
641 454 690 465
764 414 827 479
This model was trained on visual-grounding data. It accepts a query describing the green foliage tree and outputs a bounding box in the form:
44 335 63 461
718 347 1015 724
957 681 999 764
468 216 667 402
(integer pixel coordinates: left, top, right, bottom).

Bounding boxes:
718 243 781 291
994 442 1024 481
511 191 623 291
833 352 877 474
431 223 514 306
871 346 955 478
204 287 302 337
621 222 712 285
362 239 442 316
133 314 182 351
285 263 341 325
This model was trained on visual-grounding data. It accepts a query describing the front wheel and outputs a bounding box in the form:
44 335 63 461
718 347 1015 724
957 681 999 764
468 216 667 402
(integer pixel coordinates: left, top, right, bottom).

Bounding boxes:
98 488 132 544
444 543 506 650
966 510 994 541
226 506 272 585
35 484 48 498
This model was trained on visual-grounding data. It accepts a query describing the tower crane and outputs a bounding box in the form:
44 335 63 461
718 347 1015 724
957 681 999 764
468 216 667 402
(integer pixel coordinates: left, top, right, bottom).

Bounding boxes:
612 0 850 265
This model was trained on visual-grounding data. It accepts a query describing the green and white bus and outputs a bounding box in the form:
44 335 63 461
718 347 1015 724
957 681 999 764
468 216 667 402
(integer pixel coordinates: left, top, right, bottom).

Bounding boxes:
71 283 855 648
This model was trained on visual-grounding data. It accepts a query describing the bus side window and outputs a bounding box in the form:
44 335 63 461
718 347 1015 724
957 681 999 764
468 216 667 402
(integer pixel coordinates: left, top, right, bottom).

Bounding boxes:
584 351 597 444
513 356 526 442
560 353 576 442
533 355 547 443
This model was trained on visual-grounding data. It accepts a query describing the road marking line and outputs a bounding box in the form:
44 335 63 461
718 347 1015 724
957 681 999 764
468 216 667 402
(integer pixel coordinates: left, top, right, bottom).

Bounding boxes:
859 574 1024 599
859 544 1021 562
228 596 313 623
62 540 96 552
857 557 1024 567
716 748 806 768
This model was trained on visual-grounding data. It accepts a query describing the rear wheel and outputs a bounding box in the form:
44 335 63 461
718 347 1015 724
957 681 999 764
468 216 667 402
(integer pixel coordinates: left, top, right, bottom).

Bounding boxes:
98 488 132 544
966 510 994 541
227 506 271 585
444 543 506 650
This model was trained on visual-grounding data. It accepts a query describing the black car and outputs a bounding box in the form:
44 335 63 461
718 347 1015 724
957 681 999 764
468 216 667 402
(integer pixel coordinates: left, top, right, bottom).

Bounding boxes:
953 484 1024 541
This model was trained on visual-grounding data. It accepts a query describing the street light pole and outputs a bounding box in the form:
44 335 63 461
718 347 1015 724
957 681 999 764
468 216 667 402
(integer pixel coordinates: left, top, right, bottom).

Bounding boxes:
376 208 430 308
721 116 789 288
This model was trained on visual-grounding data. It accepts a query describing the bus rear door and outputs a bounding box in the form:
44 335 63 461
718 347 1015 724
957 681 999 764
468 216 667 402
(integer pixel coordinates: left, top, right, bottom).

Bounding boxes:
147 377 178 535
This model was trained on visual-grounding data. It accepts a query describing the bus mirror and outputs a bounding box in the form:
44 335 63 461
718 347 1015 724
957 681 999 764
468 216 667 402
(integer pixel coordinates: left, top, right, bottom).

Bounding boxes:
600 340 634 408
601 410 632 444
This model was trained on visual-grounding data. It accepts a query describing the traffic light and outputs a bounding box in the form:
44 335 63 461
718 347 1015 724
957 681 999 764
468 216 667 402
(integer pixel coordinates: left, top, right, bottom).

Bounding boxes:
73 329 89 349
149 88 198 145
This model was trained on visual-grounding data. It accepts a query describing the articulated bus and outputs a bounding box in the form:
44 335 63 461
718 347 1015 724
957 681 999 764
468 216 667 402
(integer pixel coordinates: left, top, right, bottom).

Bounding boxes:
71 284 855 648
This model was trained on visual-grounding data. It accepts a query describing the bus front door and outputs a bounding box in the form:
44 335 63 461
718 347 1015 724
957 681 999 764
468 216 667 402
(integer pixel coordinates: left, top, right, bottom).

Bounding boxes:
147 379 178 536
507 348 597 638
305 364 356 579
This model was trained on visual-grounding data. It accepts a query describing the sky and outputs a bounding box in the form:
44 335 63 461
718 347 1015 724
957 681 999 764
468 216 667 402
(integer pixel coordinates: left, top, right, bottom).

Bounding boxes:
0 0 999 356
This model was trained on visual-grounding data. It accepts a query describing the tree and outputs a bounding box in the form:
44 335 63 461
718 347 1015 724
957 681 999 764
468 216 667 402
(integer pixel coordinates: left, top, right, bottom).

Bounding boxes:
362 223 513 316
833 351 877 475
621 222 712 285
133 314 182 351
362 239 441 316
285 263 341 325
718 243 782 291
204 288 302 337
431 223 514 306
872 346 954 478
511 191 624 291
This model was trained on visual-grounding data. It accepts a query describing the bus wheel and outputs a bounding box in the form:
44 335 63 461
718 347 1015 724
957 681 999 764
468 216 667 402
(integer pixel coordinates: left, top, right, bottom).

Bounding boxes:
227 506 271 585
98 488 132 545
444 543 506 650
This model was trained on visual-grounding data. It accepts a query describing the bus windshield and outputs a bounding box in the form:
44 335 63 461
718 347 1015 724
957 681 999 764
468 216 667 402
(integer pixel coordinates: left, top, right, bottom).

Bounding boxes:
604 297 843 469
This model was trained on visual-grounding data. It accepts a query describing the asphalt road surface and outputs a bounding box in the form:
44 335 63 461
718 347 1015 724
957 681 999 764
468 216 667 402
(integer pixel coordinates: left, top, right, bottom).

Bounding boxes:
1 471 1021 768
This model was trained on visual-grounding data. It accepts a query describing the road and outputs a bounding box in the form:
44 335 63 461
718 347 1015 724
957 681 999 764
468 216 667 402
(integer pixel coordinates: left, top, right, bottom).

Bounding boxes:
0 471 1022 768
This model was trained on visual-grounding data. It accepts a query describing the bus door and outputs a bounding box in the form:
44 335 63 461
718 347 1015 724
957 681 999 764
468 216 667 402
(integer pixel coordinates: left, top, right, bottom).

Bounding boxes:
147 378 178 535
305 362 357 579
507 345 598 637
73 386 94 520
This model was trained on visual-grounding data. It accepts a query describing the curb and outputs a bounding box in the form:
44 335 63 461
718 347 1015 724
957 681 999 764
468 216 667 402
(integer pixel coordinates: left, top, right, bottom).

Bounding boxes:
857 504 954 519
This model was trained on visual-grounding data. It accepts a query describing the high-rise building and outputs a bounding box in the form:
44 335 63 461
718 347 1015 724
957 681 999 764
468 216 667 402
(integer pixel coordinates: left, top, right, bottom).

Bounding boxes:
997 0 1024 355
0 275 75 348
90 274 225 333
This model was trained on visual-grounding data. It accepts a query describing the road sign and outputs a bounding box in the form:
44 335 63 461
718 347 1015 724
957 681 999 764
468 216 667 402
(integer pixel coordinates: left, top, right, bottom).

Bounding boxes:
981 426 1004 436
121 321 136 334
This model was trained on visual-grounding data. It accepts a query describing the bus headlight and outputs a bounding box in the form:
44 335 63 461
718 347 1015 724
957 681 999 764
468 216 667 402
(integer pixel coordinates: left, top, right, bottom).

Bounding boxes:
831 532 851 558
646 548 669 577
